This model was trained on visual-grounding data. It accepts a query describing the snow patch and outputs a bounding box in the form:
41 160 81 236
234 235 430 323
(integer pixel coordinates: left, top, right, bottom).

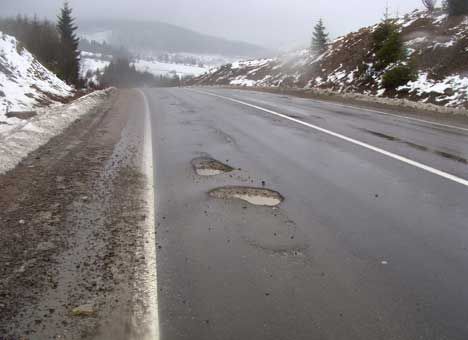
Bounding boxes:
80 55 110 76
230 77 257 87
0 89 113 174
133 59 208 77
399 73 468 106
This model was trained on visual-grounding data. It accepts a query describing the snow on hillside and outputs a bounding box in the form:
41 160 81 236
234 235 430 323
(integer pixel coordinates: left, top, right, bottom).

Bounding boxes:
0 32 73 117
194 10 468 109
80 50 211 81
133 58 209 77
80 51 111 78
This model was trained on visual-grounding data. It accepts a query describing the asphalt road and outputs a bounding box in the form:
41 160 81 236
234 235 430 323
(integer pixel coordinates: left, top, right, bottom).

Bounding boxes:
142 87 468 340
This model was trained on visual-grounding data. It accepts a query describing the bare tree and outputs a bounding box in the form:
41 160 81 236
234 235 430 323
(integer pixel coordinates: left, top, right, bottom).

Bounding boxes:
422 0 437 12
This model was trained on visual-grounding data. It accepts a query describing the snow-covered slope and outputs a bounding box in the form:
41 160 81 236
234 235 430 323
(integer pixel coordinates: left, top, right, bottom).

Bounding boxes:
0 32 73 116
194 10 468 109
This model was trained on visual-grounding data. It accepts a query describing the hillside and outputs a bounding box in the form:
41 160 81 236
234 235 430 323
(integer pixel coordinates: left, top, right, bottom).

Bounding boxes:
0 32 72 118
194 10 468 109
79 19 272 58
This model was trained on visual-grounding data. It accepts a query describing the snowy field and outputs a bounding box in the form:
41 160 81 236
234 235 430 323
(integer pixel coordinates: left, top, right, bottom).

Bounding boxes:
80 51 210 79
80 30 113 44
80 53 111 77
133 59 209 77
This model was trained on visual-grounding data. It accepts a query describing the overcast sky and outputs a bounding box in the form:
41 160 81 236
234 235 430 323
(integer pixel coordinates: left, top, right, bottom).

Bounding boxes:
1 0 423 48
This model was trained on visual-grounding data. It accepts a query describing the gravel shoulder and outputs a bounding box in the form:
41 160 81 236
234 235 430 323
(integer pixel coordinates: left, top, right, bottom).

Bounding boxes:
0 89 157 339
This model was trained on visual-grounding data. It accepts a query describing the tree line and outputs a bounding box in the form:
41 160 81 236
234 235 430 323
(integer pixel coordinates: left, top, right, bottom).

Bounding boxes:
97 58 184 88
0 16 61 73
0 2 82 87
79 39 131 59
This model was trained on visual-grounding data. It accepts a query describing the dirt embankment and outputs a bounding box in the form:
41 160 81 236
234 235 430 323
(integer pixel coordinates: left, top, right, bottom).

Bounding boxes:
193 10 468 111
0 89 156 339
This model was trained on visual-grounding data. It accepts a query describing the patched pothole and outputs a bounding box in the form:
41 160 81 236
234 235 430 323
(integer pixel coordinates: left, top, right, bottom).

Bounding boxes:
192 157 234 176
209 186 284 206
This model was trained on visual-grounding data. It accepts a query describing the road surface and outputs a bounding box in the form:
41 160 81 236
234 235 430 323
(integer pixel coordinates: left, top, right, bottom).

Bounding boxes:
142 87 468 340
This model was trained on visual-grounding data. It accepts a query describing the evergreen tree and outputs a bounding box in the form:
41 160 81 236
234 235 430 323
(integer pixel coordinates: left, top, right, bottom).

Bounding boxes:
430 0 468 15
372 22 405 70
446 0 468 15
311 19 329 54
57 2 80 86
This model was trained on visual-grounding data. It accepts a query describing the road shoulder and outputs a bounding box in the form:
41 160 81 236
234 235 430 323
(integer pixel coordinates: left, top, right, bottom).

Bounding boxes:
0 89 157 339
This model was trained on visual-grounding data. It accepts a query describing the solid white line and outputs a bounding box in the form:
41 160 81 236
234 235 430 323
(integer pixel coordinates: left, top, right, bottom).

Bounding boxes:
227 88 468 133
138 89 160 340
193 89 468 187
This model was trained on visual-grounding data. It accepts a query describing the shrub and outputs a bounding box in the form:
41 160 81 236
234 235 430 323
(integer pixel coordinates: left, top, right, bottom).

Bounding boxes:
382 65 417 89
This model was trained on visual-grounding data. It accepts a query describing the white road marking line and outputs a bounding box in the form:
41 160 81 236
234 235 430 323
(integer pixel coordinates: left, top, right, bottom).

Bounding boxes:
325 102 468 133
232 89 468 133
138 89 160 340
194 90 468 188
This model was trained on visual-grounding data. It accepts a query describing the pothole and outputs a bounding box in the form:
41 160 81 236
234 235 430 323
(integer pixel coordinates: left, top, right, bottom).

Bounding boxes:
209 186 284 206
192 157 234 176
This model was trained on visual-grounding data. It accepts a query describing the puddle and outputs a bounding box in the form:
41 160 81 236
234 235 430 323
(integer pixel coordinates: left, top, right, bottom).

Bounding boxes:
192 157 233 176
209 186 284 206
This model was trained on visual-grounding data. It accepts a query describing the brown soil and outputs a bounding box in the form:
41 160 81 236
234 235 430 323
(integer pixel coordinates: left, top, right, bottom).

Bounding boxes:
193 10 468 109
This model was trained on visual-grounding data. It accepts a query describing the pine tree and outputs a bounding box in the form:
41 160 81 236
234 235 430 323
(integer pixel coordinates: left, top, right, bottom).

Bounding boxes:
311 19 329 54
57 2 80 86
375 29 404 70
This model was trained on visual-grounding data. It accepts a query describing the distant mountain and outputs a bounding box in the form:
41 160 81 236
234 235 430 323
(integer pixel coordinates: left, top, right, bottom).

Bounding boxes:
78 19 273 58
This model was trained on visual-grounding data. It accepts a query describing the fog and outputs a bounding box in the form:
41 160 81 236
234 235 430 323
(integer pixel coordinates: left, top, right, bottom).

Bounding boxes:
1 0 423 48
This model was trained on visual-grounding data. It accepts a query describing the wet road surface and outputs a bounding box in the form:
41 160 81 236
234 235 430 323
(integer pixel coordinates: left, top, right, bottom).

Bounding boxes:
142 87 468 340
